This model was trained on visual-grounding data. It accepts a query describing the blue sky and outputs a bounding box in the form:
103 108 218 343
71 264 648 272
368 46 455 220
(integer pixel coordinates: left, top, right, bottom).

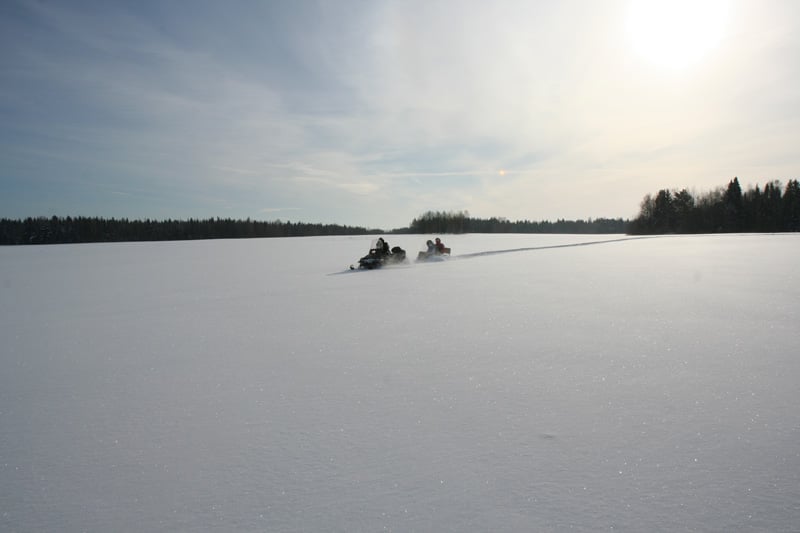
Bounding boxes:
2 0 798 229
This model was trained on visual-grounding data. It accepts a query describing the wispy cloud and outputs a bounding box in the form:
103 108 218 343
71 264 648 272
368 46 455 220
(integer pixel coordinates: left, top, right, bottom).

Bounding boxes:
259 207 301 214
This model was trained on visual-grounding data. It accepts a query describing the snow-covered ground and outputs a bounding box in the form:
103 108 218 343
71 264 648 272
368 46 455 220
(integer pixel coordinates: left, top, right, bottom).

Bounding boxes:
1 233 799 532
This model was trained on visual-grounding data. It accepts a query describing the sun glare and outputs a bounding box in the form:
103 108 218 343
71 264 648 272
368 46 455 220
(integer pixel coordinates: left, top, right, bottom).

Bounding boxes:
626 0 728 69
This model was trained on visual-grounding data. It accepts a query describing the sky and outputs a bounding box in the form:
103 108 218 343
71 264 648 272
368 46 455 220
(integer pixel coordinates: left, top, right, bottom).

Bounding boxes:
1 0 799 230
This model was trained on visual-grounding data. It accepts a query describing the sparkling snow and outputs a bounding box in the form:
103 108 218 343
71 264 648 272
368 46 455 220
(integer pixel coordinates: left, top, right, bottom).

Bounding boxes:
1 233 799 531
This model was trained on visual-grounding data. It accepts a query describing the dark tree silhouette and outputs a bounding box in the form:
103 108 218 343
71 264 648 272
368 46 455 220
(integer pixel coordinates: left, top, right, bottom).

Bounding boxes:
723 177 744 231
0 217 379 245
408 210 628 235
630 178 799 234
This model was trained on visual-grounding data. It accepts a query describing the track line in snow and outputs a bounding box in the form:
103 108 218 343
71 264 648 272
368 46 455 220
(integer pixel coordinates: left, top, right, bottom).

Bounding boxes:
451 235 662 260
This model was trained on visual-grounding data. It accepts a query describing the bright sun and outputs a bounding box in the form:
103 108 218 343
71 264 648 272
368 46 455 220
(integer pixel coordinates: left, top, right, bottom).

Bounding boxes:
626 0 728 69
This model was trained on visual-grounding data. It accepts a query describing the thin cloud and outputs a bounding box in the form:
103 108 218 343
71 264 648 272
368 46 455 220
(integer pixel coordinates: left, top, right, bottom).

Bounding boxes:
259 207 301 214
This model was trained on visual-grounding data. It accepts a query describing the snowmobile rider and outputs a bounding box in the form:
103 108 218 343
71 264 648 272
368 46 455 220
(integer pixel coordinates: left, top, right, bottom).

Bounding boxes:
434 237 446 254
375 237 390 257
425 240 436 255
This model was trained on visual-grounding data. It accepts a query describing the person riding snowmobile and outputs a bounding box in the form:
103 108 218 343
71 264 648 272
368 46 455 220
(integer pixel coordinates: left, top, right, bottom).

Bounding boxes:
378 238 390 256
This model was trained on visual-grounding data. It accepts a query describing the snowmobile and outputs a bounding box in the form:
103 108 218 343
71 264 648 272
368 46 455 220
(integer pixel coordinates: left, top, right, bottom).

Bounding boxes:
415 240 451 263
351 239 407 270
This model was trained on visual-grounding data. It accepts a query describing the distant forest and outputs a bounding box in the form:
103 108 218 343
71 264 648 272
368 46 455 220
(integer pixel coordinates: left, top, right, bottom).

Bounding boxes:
629 178 800 234
1 177 798 245
0 214 627 245
0 217 380 245
407 211 628 234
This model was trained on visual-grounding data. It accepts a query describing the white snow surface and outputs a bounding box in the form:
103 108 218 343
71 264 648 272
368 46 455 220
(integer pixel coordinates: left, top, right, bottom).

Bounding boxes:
1 233 799 532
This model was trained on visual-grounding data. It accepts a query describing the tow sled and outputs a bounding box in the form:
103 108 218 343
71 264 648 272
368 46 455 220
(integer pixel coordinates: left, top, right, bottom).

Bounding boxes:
416 247 451 263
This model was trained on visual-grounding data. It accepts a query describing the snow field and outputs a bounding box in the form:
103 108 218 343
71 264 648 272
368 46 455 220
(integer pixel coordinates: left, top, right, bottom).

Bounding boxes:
1 233 798 531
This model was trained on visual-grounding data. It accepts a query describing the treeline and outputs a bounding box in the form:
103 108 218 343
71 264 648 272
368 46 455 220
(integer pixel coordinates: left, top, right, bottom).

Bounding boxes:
408 210 629 234
5 177 798 244
1 213 631 245
629 178 800 234
0 216 379 245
